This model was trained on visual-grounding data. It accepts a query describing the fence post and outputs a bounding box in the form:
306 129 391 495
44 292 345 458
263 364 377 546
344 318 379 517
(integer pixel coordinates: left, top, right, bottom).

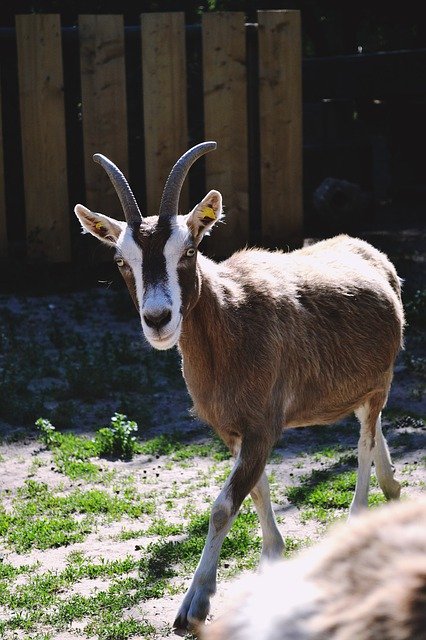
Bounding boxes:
258 10 303 247
0 72 6 257
141 12 188 215
16 14 70 262
202 12 249 256
79 15 128 220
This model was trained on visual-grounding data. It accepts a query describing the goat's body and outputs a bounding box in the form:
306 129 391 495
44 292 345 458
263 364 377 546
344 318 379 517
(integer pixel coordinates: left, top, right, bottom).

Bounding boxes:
180 235 403 444
76 144 405 631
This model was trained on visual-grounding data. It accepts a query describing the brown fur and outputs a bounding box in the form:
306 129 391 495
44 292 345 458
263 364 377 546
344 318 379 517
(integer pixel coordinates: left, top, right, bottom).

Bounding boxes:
202 500 426 640
180 235 403 442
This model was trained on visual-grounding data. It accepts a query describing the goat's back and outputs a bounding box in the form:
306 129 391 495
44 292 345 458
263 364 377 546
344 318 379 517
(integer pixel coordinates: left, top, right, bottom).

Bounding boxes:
222 235 402 304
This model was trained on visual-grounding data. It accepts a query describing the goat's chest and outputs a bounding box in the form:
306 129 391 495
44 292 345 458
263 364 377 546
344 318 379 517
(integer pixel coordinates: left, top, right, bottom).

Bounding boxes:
179 352 223 427
178 338 279 434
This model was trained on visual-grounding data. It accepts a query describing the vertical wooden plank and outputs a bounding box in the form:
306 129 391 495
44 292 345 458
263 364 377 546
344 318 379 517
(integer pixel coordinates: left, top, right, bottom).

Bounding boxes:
203 12 249 256
79 15 128 218
0 74 7 257
258 10 303 247
141 12 188 215
16 14 70 262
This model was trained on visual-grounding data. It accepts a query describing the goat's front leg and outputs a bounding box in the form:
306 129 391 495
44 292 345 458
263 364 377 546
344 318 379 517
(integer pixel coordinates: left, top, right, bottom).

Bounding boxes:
173 436 270 631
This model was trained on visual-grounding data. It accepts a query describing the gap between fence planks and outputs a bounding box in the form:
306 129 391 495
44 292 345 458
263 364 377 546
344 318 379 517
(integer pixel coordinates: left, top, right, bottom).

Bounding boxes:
141 12 188 215
202 12 249 256
79 15 128 221
258 10 303 247
16 14 70 262
0 74 6 257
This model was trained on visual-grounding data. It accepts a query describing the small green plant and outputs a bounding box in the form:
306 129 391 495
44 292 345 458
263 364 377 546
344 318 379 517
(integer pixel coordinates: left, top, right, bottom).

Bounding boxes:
36 417 58 447
37 414 142 468
95 413 139 460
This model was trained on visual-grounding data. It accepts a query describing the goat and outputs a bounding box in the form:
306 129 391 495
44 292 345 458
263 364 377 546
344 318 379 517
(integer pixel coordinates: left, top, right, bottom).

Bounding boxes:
201 499 426 640
74 142 404 631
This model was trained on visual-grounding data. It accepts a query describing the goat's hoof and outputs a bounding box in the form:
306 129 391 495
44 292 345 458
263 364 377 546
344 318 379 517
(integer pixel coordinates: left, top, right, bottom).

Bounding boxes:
173 612 190 633
173 589 211 632
383 479 401 501
173 612 204 635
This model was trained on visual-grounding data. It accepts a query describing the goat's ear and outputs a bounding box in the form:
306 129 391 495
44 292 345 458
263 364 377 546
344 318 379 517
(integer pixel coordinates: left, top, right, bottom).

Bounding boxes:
74 204 125 246
185 190 223 244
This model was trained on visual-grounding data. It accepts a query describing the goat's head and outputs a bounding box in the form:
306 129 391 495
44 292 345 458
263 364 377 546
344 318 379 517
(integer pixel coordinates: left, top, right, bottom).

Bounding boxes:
74 142 222 350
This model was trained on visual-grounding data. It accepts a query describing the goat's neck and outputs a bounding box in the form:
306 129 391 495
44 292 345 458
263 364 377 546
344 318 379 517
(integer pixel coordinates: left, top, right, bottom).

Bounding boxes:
178 255 238 420
179 254 226 353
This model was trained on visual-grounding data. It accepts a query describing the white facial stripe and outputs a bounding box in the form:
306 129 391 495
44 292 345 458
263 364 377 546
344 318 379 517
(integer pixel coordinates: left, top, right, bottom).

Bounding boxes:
163 223 191 319
116 226 143 306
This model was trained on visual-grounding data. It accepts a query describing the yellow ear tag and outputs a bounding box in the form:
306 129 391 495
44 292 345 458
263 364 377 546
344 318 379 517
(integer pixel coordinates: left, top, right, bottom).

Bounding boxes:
200 205 216 220
95 222 104 230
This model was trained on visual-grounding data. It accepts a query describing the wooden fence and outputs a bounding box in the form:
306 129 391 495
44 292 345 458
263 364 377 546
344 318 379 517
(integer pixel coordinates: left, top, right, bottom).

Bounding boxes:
0 11 302 263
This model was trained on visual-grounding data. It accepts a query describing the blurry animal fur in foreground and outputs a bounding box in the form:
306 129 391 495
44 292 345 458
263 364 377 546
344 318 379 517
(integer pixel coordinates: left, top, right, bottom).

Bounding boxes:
202 499 426 640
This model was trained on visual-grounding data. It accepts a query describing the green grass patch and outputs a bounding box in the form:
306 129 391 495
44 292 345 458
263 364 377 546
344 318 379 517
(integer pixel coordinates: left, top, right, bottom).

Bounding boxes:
0 480 155 552
0 561 35 582
144 518 185 537
117 518 185 541
0 552 150 637
37 417 101 479
51 573 166 630
87 618 155 640
286 468 386 522
311 445 345 461
62 554 139 582
138 432 231 462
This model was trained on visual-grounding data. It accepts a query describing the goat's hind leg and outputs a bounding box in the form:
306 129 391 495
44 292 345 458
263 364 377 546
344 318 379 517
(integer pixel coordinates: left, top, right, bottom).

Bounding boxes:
250 472 284 562
374 413 401 500
350 400 378 517
350 394 400 518
173 435 272 631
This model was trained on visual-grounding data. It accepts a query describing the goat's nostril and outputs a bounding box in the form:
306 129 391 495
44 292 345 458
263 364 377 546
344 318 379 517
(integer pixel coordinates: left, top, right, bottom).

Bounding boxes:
143 309 172 330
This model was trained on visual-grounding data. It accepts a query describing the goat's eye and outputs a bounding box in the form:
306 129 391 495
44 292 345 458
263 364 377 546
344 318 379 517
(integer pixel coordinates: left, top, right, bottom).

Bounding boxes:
115 258 125 268
186 248 196 258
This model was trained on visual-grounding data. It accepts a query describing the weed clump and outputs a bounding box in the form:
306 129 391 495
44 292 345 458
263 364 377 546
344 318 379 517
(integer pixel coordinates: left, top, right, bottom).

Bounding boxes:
95 413 139 460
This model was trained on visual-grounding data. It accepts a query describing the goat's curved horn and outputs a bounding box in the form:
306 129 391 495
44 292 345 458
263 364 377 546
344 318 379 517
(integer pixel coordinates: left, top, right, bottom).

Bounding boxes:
93 154 143 228
158 141 217 220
